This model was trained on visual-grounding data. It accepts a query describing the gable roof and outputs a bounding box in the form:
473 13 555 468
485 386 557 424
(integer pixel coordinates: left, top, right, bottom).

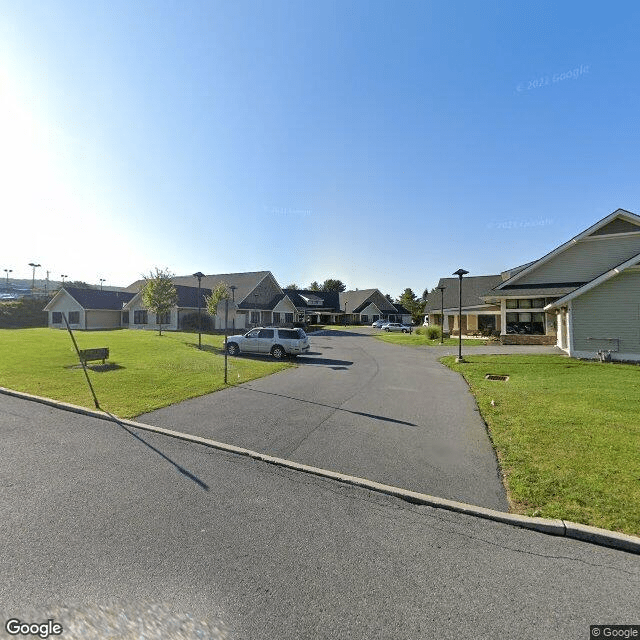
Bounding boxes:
45 287 135 311
425 275 502 312
495 208 640 291
339 289 397 314
544 251 640 311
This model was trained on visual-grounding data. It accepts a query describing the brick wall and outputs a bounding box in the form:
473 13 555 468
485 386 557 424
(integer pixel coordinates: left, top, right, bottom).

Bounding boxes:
500 334 557 345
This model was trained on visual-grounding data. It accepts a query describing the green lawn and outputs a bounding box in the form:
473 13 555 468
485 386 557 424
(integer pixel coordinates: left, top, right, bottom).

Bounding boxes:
443 354 640 536
0 328 291 418
376 332 488 347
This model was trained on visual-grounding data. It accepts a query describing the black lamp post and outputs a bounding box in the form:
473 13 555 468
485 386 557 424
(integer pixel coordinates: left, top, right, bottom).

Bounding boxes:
61 274 68 285
99 278 105 291
193 272 205 349
28 262 41 293
344 301 348 326
453 269 469 362
4 269 12 290
437 285 446 344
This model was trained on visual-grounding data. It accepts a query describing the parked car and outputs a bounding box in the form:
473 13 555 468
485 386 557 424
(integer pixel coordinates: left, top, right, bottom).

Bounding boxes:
383 323 412 333
371 319 387 328
226 327 310 359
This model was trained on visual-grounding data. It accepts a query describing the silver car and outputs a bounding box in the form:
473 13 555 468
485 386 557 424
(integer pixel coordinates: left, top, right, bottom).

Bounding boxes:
226 327 310 359
383 322 412 333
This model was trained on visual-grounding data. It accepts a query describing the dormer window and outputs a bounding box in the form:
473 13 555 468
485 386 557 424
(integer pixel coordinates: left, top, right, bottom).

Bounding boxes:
300 295 323 306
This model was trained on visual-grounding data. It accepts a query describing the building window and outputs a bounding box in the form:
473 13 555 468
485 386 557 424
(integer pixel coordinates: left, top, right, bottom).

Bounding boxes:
273 312 281 324
157 311 170 325
285 313 294 323
361 315 368 323
506 312 545 335
122 311 129 324
68 311 80 324
507 298 546 309
52 312 62 324
251 311 260 324
134 310 148 325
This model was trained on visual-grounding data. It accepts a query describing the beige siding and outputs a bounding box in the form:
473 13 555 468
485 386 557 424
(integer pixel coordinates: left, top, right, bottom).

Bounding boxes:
48 293 85 329
86 310 121 329
273 298 297 314
572 269 640 353
516 235 640 285
360 303 381 319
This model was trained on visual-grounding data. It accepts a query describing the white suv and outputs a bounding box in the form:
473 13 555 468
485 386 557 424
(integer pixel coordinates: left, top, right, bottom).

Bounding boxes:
226 327 310 359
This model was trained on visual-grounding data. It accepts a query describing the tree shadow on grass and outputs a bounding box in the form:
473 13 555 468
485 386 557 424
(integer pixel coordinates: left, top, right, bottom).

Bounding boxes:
183 342 225 355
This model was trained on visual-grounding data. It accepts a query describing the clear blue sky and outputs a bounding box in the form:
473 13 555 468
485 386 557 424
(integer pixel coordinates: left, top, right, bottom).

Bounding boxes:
2 1 639 298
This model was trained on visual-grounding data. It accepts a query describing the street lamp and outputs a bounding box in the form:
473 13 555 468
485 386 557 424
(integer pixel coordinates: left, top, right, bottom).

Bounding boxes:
453 269 469 362
61 274 68 285
4 269 12 290
99 278 105 291
437 285 446 344
344 301 348 326
28 263 41 293
193 272 205 349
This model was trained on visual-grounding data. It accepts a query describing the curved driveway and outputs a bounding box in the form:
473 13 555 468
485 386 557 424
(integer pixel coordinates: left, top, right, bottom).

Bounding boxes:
139 330 561 510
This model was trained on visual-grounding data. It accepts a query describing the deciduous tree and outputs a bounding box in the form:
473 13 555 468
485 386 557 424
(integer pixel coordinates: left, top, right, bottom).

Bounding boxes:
321 279 346 292
205 281 232 329
142 268 178 336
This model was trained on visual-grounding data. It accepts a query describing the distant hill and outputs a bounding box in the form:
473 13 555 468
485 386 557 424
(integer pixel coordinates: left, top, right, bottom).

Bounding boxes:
2 279 126 293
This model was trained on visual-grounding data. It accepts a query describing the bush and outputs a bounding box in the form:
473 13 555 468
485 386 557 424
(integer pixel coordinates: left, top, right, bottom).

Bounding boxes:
426 325 442 339
179 313 214 332
0 297 50 328
416 325 442 339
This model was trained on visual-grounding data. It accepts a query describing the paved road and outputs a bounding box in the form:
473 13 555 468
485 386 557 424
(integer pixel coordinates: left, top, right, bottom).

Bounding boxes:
1 395 638 640
140 331 560 510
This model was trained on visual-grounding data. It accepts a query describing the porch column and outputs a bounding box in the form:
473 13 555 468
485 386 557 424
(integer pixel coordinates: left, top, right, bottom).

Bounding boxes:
500 299 507 335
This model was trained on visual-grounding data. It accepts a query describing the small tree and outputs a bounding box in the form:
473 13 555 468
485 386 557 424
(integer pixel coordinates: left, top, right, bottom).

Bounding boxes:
204 281 231 329
308 281 321 291
141 268 178 336
285 283 299 290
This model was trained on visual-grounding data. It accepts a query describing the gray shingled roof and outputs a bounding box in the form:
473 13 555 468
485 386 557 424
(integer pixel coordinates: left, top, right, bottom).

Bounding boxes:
339 289 397 314
59 287 135 310
127 271 275 304
425 275 502 312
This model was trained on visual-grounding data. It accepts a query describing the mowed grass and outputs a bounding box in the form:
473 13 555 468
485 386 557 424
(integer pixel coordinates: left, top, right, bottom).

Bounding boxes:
0 328 291 418
376 332 488 347
443 354 640 536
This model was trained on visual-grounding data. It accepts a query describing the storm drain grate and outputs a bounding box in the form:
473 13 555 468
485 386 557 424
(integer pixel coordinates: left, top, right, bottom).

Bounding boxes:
485 374 509 381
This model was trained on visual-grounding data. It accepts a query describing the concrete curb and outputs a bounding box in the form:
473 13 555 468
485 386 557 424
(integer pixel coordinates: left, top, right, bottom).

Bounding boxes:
2 386 639 555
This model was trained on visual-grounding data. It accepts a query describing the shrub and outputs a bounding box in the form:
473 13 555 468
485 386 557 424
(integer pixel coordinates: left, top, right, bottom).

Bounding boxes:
426 325 442 340
179 313 214 332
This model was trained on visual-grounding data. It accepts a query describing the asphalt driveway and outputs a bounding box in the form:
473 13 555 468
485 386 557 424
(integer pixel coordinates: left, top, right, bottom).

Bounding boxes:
139 331 560 510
